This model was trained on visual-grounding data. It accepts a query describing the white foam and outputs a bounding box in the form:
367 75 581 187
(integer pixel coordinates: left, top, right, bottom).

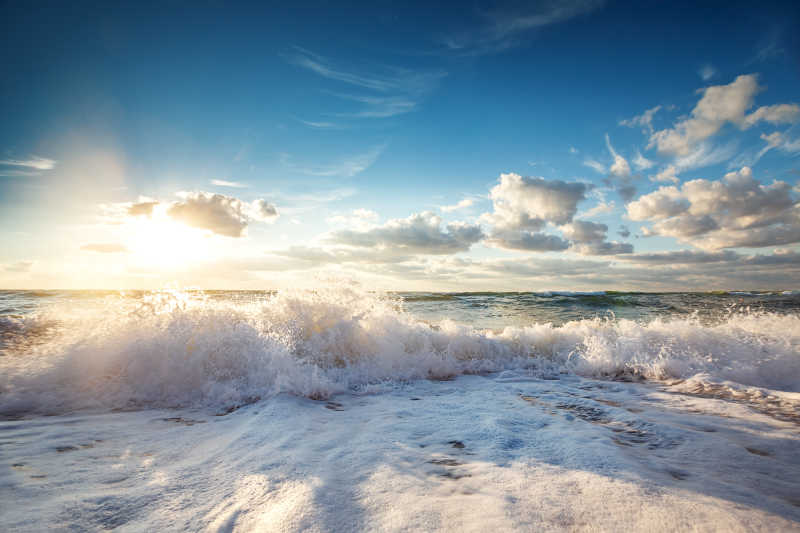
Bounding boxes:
1 286 799 415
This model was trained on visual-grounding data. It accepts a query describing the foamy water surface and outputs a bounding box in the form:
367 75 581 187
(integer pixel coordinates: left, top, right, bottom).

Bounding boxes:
1 287 799 531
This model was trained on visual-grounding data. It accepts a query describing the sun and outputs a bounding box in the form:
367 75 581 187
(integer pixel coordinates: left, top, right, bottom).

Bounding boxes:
124 215 216 270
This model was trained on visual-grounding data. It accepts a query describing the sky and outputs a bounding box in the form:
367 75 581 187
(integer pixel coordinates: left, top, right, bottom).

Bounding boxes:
1 0 799 291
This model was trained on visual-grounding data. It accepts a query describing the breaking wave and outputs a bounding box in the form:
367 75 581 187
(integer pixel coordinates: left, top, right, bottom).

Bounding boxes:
1 285 799 415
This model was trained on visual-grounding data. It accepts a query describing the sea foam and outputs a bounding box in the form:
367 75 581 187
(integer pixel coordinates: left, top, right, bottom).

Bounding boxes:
1 285 798 415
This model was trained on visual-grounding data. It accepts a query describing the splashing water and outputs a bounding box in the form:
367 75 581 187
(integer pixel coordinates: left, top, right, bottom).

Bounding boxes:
0 285 799 415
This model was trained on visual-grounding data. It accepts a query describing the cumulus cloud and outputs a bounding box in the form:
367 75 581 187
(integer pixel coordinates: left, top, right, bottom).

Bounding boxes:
484 173 590 230
80 243 129 253
249 199 279 222
563 220 633 255
329 211 483 255
128 201 159 217
620 249 741 264
627 185 688 220
167 192 278 237
486 230 570 252
480 173 630 254
582 200 615 218
562 219 607 243
627 166 800 249
648 74 800 156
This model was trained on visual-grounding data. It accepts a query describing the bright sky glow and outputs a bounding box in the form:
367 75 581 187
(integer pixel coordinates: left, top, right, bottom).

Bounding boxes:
1 1 799 290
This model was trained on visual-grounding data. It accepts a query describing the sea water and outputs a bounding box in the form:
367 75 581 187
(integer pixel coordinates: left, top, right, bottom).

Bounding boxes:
1 286 799 531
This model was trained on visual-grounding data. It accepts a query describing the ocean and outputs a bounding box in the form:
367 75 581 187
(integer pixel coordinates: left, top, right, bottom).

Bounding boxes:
1 286 799 531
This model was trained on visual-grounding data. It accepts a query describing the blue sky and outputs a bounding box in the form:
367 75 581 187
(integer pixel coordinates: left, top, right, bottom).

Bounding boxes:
1 0 799 290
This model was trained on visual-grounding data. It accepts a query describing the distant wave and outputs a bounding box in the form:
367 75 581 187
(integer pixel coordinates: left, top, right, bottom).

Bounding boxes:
1 286 799 416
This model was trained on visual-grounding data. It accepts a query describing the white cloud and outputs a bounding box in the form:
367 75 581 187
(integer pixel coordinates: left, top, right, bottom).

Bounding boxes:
632 150 655 170
583 159 606 173
648 74 799 156
562 219 608 243
627 185 688 220
484 173 591 230
440 198 475 213
486 230 570 252
442 0 605 56
0 156 56 170
605 134 631 178
329 93 418 119
620 250 740 264
759 131 800 155
249 199 279 222
620 105 661 134
627 166 800 249
698 65 716 81
326 209 380 230
167 192 278 238
210 179 247 188
128 201 159 217
563 220 633 255
673 141 738 172
741 103 800 128
280 144 385 177
582 200 616 218
299 120 341 129
285 47 445 119
329 211 483 255
651 165 679 184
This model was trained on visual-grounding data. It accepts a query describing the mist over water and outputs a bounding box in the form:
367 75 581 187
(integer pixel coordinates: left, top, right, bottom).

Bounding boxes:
0 286 799 416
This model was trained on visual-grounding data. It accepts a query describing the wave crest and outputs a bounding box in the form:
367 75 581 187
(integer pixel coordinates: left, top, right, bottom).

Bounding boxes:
1 286 798 415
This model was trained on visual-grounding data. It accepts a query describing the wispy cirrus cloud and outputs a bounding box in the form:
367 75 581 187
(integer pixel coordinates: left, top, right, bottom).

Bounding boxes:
280 144 386 178
441 0 605 56
284 47 445 120
327 93 418 119
0 156 56 170
298 120 343 129
620 105 661 135
440 198 476 213
583 159 606 173
0 155 57 176
210 179 247 188
698 64 716 81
